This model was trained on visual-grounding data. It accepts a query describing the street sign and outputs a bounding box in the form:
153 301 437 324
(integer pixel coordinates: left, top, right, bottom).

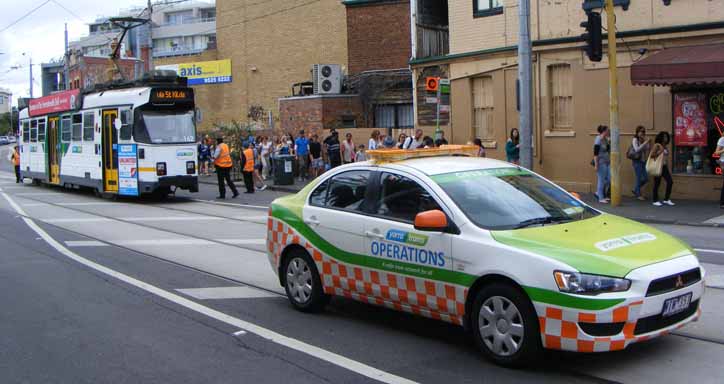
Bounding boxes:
439 79 450 85
441 85 450 94
440 105 450 113
425 77 439 91
426 97 438 104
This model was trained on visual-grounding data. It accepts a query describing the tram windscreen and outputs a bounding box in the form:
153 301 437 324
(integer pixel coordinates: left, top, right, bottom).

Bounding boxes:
137 110 196 144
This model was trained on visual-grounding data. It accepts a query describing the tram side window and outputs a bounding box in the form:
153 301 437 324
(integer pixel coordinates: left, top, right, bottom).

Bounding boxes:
83 112 95 141
30 120 38 143
61 116 71 143
22 121 29 142
37 119 46 143
119 110 133 140
72 114 82 141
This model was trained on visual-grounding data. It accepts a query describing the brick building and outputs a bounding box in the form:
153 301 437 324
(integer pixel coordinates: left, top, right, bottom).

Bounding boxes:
67 53 141 90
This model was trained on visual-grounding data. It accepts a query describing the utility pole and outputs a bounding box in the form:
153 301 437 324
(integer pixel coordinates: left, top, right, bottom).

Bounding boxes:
146 0 154 71
518 0 533 169
29 56 33 98
64 23 70 91
605 0 621 206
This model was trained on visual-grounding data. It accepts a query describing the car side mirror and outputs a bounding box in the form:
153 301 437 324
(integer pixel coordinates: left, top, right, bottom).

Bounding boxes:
414 209 448 232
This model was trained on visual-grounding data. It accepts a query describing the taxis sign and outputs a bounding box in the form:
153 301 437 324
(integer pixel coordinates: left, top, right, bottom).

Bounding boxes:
156 59 232 85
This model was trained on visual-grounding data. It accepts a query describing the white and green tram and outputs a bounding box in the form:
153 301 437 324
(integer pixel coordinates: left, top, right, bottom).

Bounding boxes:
18 74 199 196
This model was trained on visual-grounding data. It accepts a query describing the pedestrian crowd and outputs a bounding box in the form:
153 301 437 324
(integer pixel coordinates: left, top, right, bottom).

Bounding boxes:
593 124 724 209
200 128 495 199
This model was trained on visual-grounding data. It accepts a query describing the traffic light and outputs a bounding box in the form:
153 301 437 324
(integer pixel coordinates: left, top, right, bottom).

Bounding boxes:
580 12 603 62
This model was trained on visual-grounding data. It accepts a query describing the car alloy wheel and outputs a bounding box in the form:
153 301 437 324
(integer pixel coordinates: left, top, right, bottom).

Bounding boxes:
478 296 524 356
286 257 313 304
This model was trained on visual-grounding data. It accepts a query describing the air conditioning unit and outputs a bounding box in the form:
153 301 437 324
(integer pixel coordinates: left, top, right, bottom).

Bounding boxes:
312 64 342 95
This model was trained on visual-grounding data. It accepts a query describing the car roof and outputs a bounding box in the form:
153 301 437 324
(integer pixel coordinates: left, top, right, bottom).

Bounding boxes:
369 156 515 176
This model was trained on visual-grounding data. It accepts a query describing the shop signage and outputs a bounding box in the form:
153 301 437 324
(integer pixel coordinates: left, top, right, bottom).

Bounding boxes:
118 144 139 196
28 89 81 117
673 93 707 147
156 59 232 85
426 97 438 104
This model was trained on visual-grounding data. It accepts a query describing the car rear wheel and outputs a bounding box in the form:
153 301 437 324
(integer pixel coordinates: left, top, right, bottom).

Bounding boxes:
471 282 541 367
282 249 329 313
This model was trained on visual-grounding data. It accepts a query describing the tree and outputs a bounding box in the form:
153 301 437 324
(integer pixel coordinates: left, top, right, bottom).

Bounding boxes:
0 111 19 136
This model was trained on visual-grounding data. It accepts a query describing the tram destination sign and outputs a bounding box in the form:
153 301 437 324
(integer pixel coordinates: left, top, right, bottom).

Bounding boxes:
151 88 194 104
28 89 81 117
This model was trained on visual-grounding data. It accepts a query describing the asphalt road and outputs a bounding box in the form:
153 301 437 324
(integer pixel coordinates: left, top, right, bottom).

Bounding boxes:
2 146 724 383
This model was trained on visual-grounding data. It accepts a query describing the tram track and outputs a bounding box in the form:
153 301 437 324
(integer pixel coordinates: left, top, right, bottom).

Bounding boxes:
4 186 724 349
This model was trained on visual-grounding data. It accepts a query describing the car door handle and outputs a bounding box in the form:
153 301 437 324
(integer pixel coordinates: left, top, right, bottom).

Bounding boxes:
365 230 385 239
304 217 320 226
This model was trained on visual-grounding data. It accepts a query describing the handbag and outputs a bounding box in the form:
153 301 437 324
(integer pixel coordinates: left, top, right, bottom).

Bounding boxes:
626 144 640 160
646 146 664 177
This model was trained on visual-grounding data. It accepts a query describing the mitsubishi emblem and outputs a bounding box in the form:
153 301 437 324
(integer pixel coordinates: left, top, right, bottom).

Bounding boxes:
675 275 684 288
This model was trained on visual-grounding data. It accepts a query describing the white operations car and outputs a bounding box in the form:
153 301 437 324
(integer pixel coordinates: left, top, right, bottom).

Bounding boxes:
266 148 704 366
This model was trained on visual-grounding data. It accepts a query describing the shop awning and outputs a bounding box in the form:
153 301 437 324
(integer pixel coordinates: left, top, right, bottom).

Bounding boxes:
630 44 724 86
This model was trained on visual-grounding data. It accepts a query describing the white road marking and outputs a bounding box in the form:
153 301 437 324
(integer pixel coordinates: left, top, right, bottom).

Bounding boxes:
44 218 112 223
65 238 266 247
24 202 115 207
176 286 278 300
120 216 225 222
192 198 268 210
706 274 724 289
233 330 247 336
695 248 724 255
15 192 59 196
233 215 268 221
1 190 416 384
704 215 724 225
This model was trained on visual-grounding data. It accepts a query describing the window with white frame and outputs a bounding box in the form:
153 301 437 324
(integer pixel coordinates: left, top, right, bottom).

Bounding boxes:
548 64 573 131
374 104 414 129
472 76 494 140
474 0 503 17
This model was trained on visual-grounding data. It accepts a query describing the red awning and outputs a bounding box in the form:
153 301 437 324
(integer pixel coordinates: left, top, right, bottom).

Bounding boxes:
630 44 724 87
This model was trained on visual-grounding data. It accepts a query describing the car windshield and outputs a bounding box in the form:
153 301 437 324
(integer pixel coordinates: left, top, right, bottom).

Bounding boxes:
432 168 599 230
138 110 196 144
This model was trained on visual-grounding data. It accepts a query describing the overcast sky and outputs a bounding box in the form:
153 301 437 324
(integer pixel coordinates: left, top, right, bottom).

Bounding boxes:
0 0 148 106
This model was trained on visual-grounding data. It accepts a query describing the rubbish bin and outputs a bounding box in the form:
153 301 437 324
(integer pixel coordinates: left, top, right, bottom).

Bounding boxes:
273 155 295 185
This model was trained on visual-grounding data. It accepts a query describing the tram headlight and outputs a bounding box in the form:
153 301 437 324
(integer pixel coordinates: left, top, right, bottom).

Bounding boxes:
156 162 167 176
186 161 196 174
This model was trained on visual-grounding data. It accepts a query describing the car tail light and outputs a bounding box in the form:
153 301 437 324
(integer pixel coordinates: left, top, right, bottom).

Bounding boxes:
186 161 195 174
156 162 167 176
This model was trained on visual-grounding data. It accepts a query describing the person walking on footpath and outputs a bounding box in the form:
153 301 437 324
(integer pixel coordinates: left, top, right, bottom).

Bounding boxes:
473 138 486 157
309 134 323 178
506 128 520 164
403 129 424 149
593 125 611 204
212 137 239 199
197 138 210 176
9 145 21 183
241 142 255 194
649 132 675 207
397 133 407 149
435 131 449 147
252 143 267 191
629 125 650 201
341 132 356 164
323 129 342 168
260 136 272 180
715 131 724 209
294 130 310 181
368 130 380 151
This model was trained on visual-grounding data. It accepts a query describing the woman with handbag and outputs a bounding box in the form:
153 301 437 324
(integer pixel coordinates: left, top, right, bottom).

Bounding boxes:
715 132 724 209
629 126 650 200
593 125 611 203
648 132 674 207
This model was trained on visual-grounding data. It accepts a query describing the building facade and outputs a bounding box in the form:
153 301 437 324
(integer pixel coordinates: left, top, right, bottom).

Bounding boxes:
0 88 12 114
425 0 724 200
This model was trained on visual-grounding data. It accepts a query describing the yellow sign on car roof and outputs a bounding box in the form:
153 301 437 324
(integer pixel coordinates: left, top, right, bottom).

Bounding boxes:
366 145 479 163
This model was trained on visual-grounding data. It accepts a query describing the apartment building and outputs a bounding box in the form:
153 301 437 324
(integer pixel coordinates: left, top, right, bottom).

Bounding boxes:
425 0 724 200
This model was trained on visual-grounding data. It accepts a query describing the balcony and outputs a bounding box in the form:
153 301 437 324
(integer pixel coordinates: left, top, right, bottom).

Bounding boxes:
416 24 449 59
152 45 208 58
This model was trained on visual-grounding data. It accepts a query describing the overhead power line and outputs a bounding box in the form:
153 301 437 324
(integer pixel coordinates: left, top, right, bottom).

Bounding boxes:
199 0 321 35
0 0 52 33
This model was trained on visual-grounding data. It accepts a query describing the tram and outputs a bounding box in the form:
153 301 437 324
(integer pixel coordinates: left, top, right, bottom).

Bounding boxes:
17 71 199 196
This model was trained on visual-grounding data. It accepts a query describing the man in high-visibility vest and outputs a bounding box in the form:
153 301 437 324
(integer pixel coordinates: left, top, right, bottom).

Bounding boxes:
9 146 21 183
212 137 239 199
241 141 255 194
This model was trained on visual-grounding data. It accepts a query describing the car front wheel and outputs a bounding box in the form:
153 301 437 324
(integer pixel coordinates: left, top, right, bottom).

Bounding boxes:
282 249 329 313
471 282 541 367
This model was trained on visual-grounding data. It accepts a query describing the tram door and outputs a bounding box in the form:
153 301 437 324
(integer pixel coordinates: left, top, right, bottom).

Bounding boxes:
47 117 61 185
102 109 119 193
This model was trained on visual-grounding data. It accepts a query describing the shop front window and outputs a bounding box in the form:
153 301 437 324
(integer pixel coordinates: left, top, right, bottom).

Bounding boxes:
672 91 724 175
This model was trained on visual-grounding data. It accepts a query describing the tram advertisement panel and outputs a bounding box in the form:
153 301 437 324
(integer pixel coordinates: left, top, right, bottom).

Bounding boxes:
118 144 139 196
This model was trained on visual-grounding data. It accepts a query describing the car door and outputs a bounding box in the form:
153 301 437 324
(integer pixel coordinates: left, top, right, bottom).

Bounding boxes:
363 171 455 316
303 169 373 294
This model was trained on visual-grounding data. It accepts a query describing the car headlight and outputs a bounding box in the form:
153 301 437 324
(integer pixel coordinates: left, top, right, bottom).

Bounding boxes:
553 271 631 295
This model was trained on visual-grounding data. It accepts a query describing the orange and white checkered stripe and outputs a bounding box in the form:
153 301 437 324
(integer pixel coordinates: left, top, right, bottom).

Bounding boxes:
535 300 702 352
267 217 467 325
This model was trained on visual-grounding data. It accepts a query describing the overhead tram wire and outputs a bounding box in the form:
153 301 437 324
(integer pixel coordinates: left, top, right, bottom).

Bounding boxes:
0 0 52 33
197 0 322 35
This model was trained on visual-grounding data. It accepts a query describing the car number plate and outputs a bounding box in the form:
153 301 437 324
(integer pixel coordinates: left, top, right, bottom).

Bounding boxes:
661 292 692 317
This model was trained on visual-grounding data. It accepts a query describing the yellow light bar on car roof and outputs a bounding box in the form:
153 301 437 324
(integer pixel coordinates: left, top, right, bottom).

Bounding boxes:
366 145 479 163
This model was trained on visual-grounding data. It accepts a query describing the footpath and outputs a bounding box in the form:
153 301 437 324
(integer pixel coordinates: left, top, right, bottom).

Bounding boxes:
199 172 724 228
